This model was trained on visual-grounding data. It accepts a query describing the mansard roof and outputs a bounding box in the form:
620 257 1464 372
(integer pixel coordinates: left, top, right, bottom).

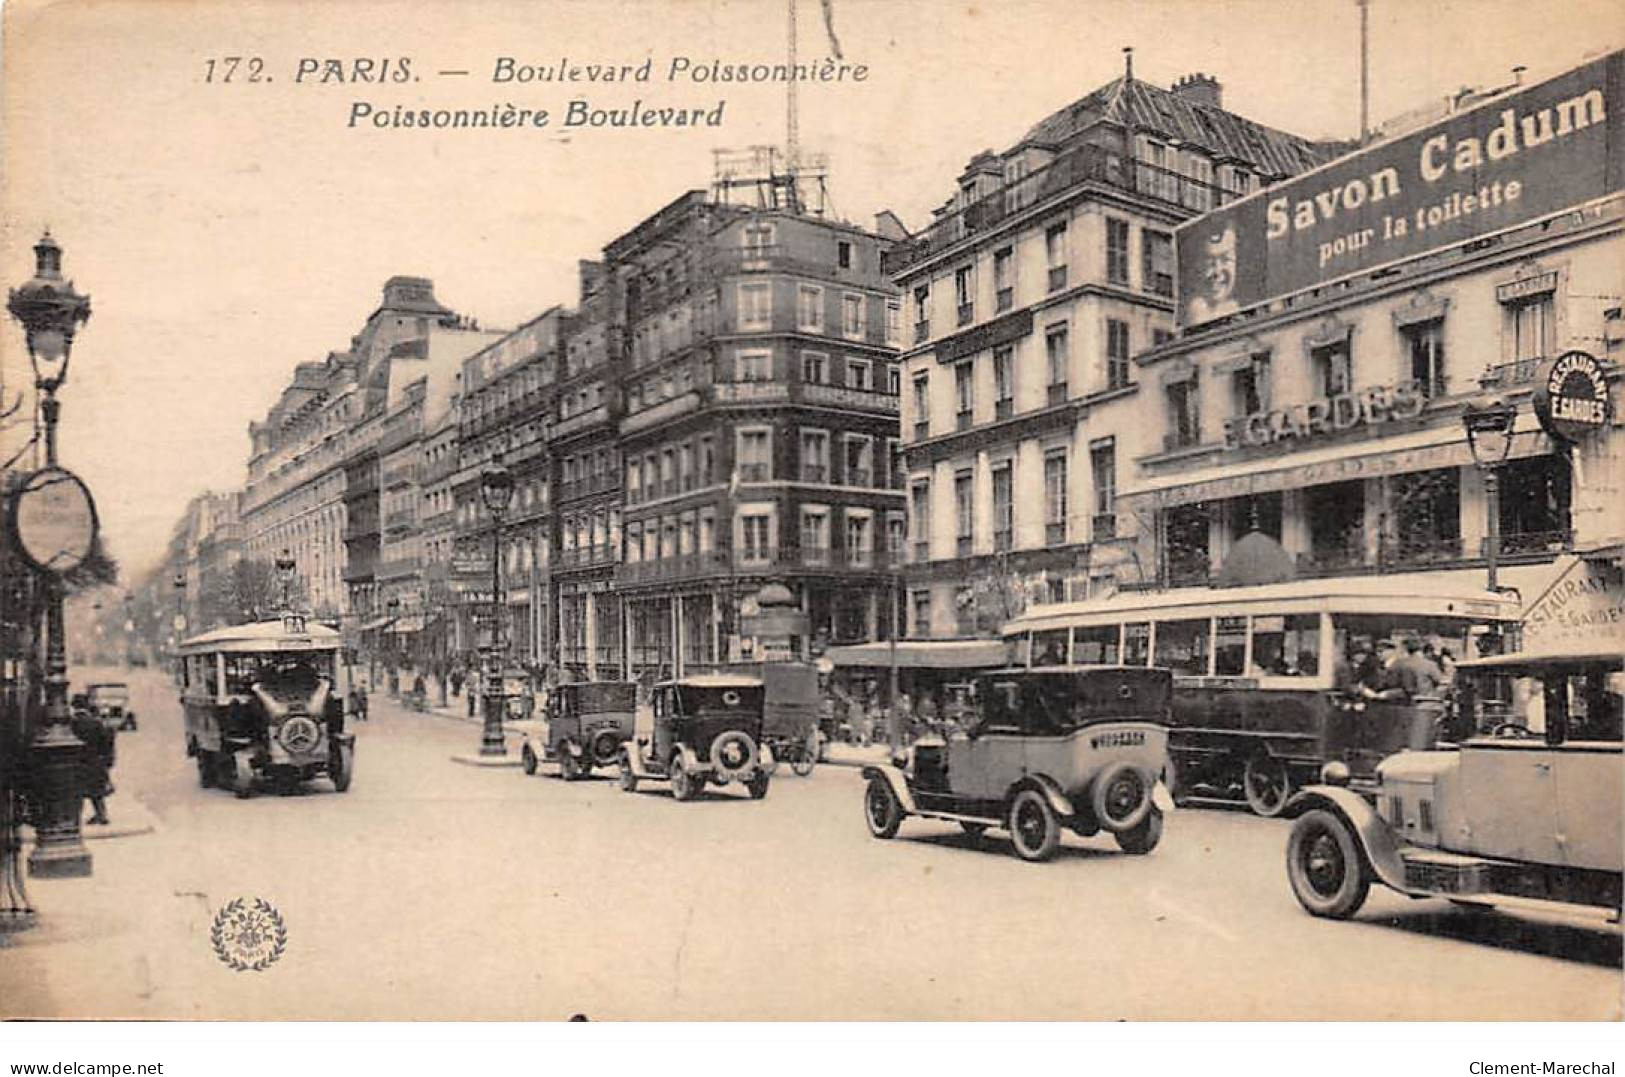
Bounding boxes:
1018 74 1338 177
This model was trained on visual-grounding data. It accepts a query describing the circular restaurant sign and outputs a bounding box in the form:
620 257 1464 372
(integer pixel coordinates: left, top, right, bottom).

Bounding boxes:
8 466 99 575
1533 350 1611 443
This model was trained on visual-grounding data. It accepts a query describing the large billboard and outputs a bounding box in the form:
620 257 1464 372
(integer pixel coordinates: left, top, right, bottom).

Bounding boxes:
1177 50 1624 326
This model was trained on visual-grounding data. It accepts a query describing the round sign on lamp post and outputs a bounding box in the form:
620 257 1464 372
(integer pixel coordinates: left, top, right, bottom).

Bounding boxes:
8 467 98 576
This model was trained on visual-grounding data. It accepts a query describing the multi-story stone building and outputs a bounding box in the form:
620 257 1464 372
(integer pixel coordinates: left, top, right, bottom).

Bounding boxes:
242 350 361 620
611 191 904 676
550 262 624 680
453 306 570 665
1125 50 1624 593
886 56 1337 637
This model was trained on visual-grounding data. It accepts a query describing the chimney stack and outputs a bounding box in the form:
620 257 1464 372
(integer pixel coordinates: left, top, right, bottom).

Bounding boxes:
1172 72 1223 109
1123 46 1134 81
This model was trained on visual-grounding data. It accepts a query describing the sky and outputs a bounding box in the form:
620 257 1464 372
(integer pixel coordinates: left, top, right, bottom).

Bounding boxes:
2 0 1619 581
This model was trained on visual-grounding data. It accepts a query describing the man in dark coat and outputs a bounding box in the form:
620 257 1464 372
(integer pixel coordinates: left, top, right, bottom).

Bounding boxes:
68 699 114 825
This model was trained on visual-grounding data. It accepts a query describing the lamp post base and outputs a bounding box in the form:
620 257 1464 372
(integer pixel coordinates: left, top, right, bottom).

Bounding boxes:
26 722 91 880
479 689 507 757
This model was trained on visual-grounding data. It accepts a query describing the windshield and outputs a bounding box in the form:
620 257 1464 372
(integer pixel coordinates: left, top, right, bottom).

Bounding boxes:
223 651 337 694
1457 662 1624 742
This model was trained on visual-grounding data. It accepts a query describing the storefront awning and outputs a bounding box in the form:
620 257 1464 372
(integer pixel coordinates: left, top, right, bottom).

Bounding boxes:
1122 418 1553 513
389 614 427 634
824 639 1012 670
357 615 396 632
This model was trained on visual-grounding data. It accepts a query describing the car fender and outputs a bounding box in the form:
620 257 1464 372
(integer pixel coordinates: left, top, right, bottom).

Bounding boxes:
621 743 651 779
674 743 705 774
859 764 917 815
1282 785 1406 892
1008 773 1077 820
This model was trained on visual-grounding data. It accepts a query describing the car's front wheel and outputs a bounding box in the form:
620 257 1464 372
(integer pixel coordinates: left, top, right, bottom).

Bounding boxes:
331 743 354 793
560 747 582 782
617 753 638 793
1114 807 1163 854
1286 809 1370 919
864 777 902 839
195 747 214 789
1008 789 1060 862
669 755 698 801
746 772 770 800
521 743 538 776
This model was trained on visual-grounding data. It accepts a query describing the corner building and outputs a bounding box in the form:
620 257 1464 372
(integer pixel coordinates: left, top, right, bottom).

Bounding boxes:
610 192 903 676
1126 51 1624 593
888 59 1337 637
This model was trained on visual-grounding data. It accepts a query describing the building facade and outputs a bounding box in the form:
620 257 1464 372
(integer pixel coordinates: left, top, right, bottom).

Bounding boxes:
1127 51 1624 592
613 193 904 675
887 59 1338 637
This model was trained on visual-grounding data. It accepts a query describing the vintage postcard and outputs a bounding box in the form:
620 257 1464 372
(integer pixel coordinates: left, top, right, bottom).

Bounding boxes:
0 0 1621 1034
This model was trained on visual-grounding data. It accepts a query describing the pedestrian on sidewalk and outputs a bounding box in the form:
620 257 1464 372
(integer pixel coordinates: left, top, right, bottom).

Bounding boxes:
349 682 369 721
69 697 114 825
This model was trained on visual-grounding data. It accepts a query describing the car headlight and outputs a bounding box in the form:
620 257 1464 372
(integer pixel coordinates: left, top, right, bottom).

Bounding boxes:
1319 761 1351 787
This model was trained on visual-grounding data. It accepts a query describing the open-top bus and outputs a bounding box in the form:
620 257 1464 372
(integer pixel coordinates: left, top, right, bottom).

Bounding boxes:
1000 578 1520 815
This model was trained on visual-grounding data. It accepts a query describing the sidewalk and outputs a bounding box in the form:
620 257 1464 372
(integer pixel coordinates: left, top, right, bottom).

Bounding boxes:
819 742 892 768
22 792 159 844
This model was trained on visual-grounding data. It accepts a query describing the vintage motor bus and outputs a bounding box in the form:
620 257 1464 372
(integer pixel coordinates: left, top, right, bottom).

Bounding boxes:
1000 579 1519 815
177 615 355 798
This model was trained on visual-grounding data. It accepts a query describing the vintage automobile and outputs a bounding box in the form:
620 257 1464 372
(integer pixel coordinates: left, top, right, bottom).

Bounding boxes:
618 674 773 800
520 680 637 780
758 662 820 777
86 682 137 731
176 615 355 798
1283 643 1623 921
862 667 1175 862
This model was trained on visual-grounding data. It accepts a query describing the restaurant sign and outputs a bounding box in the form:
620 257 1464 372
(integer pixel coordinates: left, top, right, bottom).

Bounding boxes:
1520 553 1625 653
1178 50 1624 325
1533 349 1611 443
1223 379 1425 450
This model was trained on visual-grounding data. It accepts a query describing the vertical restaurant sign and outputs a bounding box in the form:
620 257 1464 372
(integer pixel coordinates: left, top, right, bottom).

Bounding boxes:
1177 50 1624 326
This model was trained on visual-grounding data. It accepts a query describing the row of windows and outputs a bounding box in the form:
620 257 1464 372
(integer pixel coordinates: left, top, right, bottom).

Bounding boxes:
910 442 1117 553
736 281 900 343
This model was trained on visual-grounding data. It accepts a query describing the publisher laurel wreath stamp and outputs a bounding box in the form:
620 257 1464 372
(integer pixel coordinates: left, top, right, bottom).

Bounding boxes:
210 897 288 972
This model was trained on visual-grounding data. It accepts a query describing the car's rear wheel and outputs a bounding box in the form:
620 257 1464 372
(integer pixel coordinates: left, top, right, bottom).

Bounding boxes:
864 777 902 839
791 733 817 777
669 756 698 801
1008 789 1060 862
560 747 582 782
1286 809 1370 919
617 754 638 793
1243 754 1292 817
196 747 214 789
1092 762 1153 833
1114 808 1163 854
521 744 538 776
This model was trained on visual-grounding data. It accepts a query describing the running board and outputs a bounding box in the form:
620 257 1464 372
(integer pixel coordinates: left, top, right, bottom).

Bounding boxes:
911 807 1003 828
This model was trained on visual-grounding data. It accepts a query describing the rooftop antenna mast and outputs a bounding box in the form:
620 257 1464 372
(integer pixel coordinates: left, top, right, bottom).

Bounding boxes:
1358 0 1371 142
786 0 800 212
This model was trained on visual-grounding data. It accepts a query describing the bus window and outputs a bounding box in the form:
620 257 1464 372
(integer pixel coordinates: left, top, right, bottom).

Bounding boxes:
1074 624 1120 664
1215 616 1248 676
1251 614 1321 676
1033 629 1069 666
1155 618 1211 676
1124 623 1151 666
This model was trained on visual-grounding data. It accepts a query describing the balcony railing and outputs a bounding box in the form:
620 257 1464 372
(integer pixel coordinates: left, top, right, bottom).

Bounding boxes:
956 410 973 432
993 528 1012 553
798 383 899 413
553 403 610 440
914 321 930 344
845 467 871 487
995 398 1013 420
1490 529 1574 557
738 463 771 482
913 420 930 441
1048 266 1068 292
1091 512 1118 541
557 544 618 569
957 535 973 557
913 540 930 563
1047 383 1069 407
996 287 1013 312
1479 357 1543 389
957 303 974 327
801 464 828 483
1045 521 1066 545
882 142 1234 276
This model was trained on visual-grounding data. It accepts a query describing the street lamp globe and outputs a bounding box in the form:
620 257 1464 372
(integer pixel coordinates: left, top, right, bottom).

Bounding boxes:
6 231 91 392
1462 397 1518 469
480 457 515 514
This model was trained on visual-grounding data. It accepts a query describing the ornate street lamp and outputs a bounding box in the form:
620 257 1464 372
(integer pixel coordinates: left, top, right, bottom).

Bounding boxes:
1463 397 1518 593
6 230 93 880
479 456 515 757
274 548 296 612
